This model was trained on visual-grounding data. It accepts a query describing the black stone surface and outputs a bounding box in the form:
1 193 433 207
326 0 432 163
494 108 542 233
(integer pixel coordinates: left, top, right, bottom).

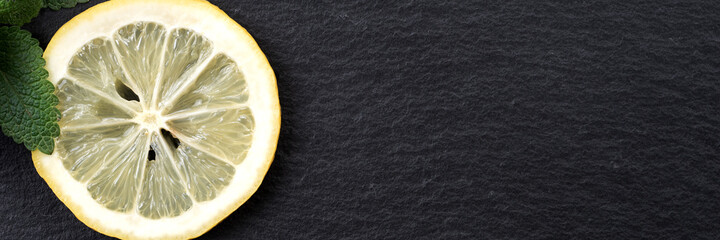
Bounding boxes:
2 0 720 239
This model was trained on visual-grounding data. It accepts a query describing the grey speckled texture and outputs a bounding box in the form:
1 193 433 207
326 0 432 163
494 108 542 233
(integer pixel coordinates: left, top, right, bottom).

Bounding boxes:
2 0 720 239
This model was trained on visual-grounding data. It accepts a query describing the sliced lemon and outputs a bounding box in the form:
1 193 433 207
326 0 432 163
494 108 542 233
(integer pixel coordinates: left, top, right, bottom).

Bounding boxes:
32 0 280 239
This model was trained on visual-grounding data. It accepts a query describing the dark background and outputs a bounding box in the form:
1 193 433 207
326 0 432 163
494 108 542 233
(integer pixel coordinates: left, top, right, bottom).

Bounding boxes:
2 0 720 239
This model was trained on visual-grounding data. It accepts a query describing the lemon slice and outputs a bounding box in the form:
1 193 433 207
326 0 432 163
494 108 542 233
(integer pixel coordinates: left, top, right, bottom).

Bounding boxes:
32 0 280 239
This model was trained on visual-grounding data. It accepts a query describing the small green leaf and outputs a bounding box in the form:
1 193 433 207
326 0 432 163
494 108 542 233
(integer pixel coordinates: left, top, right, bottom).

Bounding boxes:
43 0 89 10
0 0 44 25
0 26 61 154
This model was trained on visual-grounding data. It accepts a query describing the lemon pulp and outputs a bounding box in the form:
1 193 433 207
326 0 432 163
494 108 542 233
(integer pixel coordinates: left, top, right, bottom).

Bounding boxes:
57 21 254 219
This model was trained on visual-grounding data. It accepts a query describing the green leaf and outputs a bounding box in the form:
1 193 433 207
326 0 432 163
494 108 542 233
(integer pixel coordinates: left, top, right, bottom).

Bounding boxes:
43 0 88 10
0 26 60 154
0 0 43 25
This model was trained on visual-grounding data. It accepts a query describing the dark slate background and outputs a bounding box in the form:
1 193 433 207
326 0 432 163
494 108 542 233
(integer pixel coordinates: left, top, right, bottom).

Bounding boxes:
2 0 720 239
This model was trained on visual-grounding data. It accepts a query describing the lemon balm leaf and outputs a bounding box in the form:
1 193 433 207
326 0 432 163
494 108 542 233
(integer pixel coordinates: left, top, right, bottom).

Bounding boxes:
0 0 43 25
44 0 89 10
0 26 61 154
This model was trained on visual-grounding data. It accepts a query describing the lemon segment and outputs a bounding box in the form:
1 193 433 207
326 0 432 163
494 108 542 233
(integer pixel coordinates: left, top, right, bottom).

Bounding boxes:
175 143 236 202
114 22 167 109
57 123 138 182
156 28 214 111
137 133 193 219
168 107 254 165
